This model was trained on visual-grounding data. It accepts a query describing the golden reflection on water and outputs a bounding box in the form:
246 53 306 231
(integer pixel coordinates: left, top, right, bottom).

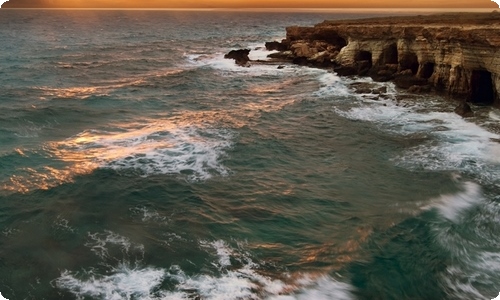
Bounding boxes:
38 67 185 100
4 77 299 194
39 86 101 99
298 226 373 271
4 164 96 194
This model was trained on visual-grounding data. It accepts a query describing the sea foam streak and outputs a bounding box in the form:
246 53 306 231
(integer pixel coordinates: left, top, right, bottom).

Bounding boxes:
56 266 165 300
423 181 483 222
2 121 233 193
56 237 355 300
430 185 500 299
186 45 321 78
330 77 500 185
52 120 234 181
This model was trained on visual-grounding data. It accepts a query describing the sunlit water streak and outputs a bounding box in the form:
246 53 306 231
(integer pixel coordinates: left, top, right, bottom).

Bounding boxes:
0 9 500 300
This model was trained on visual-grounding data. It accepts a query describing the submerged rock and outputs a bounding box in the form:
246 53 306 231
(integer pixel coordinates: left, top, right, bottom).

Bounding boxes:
394 74 429 89
454 102 474 117
408 85 432 93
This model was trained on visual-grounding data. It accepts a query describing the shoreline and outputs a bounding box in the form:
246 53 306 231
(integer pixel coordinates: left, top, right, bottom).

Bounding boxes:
257 12 500 110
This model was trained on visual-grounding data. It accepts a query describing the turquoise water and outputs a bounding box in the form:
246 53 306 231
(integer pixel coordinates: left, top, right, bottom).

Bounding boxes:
1 9 500 300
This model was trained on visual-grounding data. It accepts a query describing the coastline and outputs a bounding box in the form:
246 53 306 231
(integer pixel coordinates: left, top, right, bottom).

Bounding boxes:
256 12 500 111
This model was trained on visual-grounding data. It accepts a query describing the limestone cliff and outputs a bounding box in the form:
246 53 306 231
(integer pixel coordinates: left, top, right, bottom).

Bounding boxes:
271 12 500 106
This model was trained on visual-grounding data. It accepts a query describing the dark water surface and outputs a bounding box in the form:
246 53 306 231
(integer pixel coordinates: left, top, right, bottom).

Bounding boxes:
1 9 500 300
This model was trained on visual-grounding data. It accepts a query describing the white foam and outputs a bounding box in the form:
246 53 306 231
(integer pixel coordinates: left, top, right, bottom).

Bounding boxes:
56 238 355 300
202 240 233 268
52 121 234 181
428 184 500 299
162 268 354 300
85 231 143 259
162 241 354 300
185 47 302 77
398 112 500 183
269 276 355 300
423 181 483 222
0 292 8 300
332 82 500 184
129 206 168 224
488 109 500 121
52 215 75 233
55 264 165 300
247 43 279 61
314 72 351 98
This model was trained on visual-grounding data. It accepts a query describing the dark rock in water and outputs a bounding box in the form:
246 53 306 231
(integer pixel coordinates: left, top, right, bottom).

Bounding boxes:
408 85 432 93
334 65 358 76
351 82 388 95
394 74 428 89
356 87 372 94
357 60 372 76
224 49 251 67
277 65 285 69
454 102 474 117
265 41 288 51
370 67 396 82
268 51 293 60
353 83 373 94
373 86 388 94
399 69 414 76
292 57 308 66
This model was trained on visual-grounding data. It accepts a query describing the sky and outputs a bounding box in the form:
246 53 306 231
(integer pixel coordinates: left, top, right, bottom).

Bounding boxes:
0 0 499 8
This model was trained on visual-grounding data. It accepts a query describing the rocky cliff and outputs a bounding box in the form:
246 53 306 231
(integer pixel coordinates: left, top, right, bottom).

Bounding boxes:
269 12 500 106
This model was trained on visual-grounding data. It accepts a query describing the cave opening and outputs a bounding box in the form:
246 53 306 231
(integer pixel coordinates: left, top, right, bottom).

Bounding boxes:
380 43 398 65
311 30 347 49
356 50 372 66
355 50 373 75
470 69 494 105
400 53 419 75
331 36 347 49
421 62 435 79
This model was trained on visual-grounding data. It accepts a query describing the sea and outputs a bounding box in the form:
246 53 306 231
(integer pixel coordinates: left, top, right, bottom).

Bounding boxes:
0 8 500 300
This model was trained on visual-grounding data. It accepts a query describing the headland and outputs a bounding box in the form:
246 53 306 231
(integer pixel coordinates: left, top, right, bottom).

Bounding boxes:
264 12 500 108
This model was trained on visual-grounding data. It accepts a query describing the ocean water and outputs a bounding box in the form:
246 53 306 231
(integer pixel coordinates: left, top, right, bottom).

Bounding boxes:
1 9 500 300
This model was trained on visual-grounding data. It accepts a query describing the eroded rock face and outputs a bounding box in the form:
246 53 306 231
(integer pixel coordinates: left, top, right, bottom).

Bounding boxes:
270 12 500 106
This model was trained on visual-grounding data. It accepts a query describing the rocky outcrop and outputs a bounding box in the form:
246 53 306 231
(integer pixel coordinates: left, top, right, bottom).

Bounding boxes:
270 12 500 107
224 49 251 67
265 41 288 52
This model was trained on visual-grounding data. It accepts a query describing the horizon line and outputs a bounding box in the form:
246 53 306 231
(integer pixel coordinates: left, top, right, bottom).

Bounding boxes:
0 7 496 11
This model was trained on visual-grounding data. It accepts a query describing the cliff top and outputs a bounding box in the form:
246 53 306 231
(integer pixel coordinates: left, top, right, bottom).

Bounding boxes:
319 12 500 28
285 12 500 47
